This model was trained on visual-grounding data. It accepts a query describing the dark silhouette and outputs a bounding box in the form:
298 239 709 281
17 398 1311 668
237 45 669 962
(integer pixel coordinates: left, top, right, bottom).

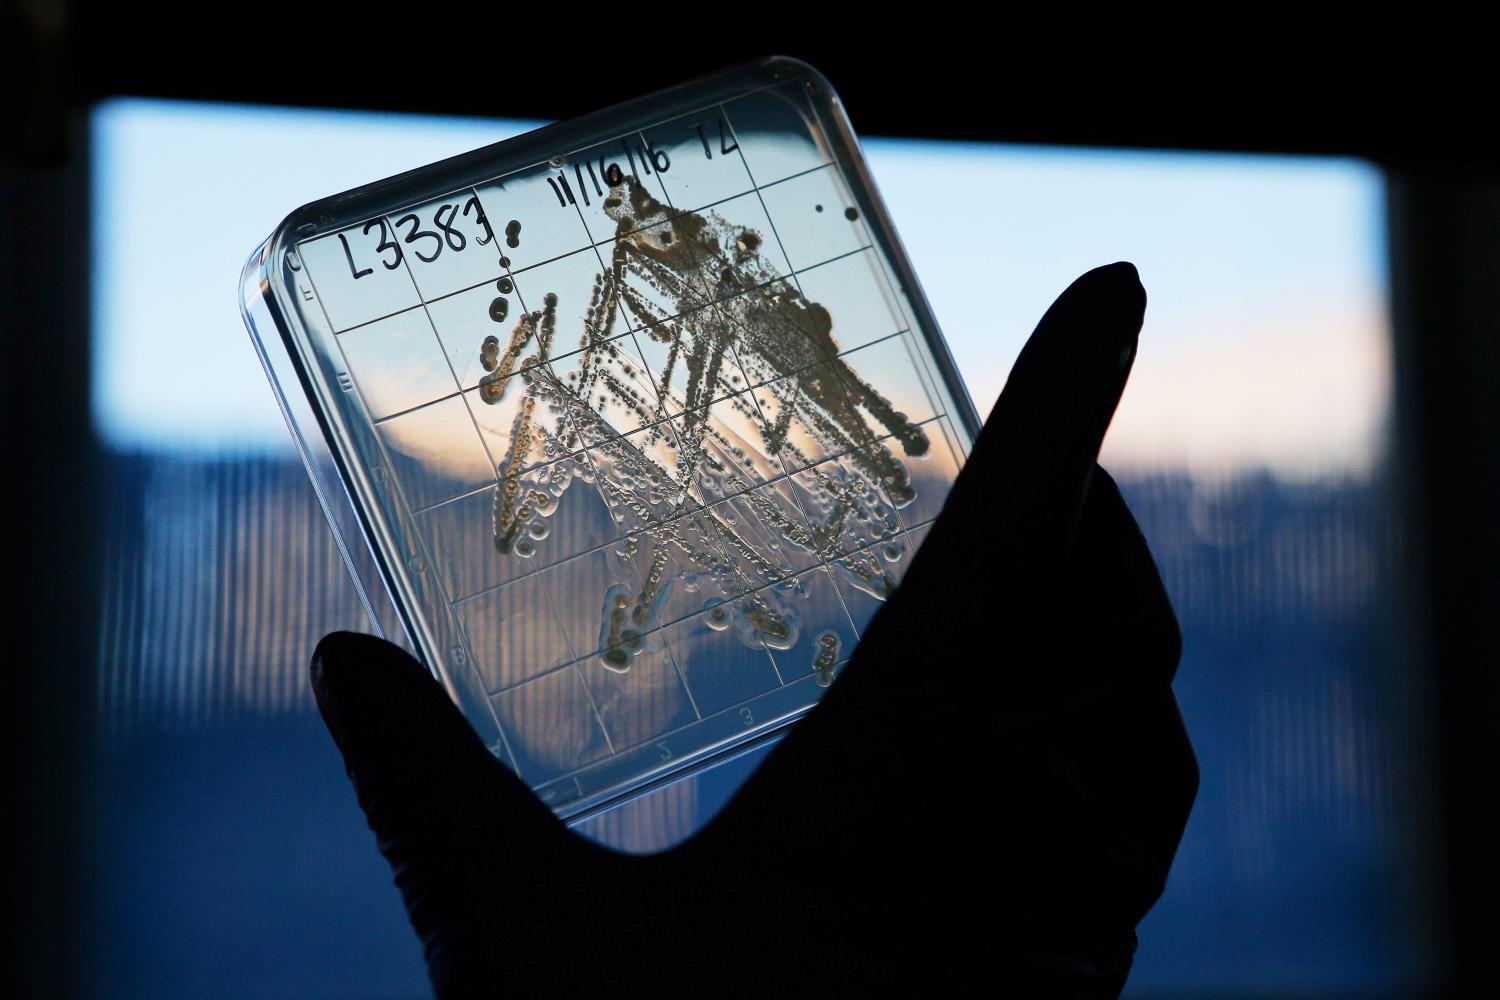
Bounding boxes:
312 262 1198 997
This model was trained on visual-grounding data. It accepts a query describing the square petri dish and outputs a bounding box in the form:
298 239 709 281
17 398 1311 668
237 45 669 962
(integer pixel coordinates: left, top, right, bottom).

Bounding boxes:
241 57 978 820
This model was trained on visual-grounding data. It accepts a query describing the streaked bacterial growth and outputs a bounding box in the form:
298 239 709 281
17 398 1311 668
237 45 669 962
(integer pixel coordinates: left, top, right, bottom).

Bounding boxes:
478 179 928 673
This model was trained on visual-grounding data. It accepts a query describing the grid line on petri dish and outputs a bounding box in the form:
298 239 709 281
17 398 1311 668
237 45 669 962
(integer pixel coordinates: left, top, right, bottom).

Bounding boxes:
328 300 426 337
369 389 464 426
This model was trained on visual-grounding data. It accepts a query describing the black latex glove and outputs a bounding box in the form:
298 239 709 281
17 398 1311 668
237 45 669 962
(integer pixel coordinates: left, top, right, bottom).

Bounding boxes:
312 262 1198 999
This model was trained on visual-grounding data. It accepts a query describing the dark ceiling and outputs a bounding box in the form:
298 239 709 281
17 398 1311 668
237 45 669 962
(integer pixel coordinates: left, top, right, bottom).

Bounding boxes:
55 6 1489 167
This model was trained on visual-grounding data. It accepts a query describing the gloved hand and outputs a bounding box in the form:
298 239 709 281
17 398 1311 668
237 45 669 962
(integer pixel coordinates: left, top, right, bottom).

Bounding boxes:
312 262 1197 998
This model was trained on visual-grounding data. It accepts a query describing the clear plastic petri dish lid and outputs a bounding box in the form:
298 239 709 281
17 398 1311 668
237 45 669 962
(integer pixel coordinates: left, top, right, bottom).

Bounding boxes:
240 56 980 821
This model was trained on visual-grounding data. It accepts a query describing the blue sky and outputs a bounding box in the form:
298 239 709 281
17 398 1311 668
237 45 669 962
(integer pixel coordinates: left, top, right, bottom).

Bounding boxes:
92 99 1388 480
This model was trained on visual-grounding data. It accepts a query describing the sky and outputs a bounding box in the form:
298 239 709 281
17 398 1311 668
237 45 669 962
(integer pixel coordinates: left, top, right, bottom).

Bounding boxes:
92 99 1389 481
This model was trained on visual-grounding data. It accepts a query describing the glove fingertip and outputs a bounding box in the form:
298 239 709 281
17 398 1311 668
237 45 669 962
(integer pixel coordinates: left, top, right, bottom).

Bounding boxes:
311 630 458 754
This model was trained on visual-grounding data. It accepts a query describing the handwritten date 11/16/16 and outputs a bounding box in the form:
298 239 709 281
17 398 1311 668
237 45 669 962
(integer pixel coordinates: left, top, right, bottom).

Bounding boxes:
336 195 498 280
544 116 739 209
